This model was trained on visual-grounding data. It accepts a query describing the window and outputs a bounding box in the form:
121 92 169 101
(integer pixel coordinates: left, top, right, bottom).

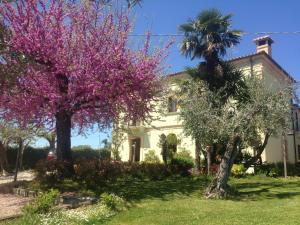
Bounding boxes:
168 97 177 113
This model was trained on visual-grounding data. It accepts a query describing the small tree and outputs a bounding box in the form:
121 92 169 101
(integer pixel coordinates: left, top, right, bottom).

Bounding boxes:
0 122 37 180
158 133 168 165
166 133 179 158
180 77 292 198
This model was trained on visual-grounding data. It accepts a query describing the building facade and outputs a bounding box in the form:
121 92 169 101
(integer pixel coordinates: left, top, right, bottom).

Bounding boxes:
117 36 300 165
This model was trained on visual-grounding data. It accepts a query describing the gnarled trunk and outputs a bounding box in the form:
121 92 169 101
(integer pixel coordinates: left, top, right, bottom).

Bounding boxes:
244 133 270 170
206 146 212 175
205 135 241 198
195 139 201 171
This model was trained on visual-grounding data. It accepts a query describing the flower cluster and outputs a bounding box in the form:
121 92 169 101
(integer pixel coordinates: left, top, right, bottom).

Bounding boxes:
0 0 169 130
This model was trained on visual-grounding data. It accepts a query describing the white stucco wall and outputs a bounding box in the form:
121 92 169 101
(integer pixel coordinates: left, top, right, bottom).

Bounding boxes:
118 54 297 164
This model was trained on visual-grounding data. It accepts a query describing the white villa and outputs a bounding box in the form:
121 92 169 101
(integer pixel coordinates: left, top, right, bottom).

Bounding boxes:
117 36 300 165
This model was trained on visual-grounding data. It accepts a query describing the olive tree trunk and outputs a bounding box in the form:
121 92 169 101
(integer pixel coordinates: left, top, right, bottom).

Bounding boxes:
206 146 212 175
244 133 270 170
195 139 201 171
204 135 241 198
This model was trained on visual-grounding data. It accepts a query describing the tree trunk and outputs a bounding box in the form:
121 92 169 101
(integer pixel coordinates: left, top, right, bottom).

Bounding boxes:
206 146 212 175
204 135 241 199
0 141 8 175
56 111 73 174
244 133 270 170
18 141 25 172
47 132 56 150
14 139 22 182
195 139 201 171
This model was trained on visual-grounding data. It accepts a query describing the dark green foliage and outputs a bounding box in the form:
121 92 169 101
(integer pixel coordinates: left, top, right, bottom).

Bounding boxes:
171 155 194 176
166 133 179 158
35 159 193 191
7 146 48 170
7 146 112 170
35 160 67 187
99 148 111 160
234 150 252 164
72 145 93 151
72 148 100 159
158 134 168 164
255 162 298 177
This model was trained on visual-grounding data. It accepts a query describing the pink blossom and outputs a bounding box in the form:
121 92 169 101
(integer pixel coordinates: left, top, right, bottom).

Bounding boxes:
0 0 168 132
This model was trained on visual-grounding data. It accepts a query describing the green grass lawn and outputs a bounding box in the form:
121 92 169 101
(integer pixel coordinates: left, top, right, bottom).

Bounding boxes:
102 175 300 225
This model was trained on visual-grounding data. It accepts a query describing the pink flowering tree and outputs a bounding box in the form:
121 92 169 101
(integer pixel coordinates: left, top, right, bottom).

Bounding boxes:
0 0 167 168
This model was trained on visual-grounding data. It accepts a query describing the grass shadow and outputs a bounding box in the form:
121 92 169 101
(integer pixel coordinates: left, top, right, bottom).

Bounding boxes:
230 176 300 201
100 176 210 203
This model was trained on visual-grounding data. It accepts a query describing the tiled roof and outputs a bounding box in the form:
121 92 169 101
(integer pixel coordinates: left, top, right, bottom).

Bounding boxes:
167 52 295 82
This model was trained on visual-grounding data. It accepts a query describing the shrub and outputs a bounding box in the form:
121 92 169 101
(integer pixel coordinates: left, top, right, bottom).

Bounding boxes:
35 160 67 188
171 155 194 176
255 162 297 177
100 193 125 211
7 146 49 170
144 150 160 163
99 148 111 160
72 145 93 151
176 148 192 158
72 148 99 160
231 164 246 178
23 189 59 214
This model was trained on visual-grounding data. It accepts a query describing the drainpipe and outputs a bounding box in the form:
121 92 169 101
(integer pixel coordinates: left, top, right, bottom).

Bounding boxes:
250 56 254 77
291 107 297 164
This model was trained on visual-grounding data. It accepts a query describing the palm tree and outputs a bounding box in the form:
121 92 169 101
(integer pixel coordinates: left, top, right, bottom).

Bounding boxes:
179 9 241 78
179 9 242 173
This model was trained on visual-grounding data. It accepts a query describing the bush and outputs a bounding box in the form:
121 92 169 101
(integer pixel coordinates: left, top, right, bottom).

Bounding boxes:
35 158 192 191
23 189 59 214
7 146 49 170
72 145 93 151
231 164 246 178
255 162 297 177
144 150 160 163
35 160 66 186
99 148 111 160
100 193 125 211
176 149 192 158
72 148 99 159
171 155 194 176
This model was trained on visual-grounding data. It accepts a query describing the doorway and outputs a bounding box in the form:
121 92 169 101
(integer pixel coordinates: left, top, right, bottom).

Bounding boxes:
129 138 141 162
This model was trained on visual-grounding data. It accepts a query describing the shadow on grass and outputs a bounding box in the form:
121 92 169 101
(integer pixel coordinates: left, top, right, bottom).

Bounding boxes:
100 176 210 202
230 176 300 201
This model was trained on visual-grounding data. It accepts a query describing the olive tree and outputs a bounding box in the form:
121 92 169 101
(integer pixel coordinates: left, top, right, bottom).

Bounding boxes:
179 77 292 198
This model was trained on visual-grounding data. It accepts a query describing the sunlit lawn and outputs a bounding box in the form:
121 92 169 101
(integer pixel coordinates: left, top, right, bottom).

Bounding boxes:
102 175 300 225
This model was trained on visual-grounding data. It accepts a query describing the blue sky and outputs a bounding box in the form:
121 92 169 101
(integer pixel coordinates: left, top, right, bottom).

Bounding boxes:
35 0 300 148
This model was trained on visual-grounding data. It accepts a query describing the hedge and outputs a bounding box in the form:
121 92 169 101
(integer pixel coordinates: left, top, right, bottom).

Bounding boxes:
7 147 111 170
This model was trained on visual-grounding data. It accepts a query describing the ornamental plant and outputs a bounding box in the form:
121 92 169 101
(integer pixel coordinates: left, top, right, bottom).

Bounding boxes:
0 0 168 168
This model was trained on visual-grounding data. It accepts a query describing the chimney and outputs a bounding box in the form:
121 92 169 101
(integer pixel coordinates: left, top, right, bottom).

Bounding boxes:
253 36 274 56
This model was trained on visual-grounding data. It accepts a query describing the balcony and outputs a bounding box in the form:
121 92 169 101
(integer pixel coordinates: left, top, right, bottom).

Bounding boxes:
128 120 146 132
